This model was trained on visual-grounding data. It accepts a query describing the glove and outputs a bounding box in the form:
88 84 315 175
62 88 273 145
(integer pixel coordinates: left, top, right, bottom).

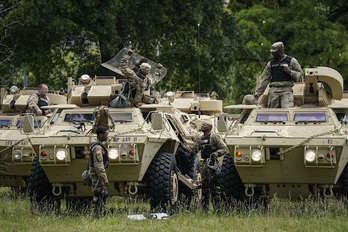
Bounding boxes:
211 152 218 159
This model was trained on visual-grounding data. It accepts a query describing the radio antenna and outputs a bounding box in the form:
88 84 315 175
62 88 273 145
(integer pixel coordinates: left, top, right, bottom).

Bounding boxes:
197 22 200 96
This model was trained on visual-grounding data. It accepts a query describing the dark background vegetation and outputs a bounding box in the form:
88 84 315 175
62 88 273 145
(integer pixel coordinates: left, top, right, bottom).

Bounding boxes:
1 0 348 103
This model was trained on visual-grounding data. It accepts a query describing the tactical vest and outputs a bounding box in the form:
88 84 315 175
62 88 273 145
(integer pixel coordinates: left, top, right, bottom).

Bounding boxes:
38 94 49 108
270 56 292 82
200 135 213 160
89 142 109 170
25 93 49 115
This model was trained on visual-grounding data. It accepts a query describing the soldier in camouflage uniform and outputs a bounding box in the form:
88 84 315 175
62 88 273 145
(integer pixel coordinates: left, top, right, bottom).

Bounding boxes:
26 84 50 116
119 49 155 107
89 126 109 217
255 42 303 108
196 122 228 212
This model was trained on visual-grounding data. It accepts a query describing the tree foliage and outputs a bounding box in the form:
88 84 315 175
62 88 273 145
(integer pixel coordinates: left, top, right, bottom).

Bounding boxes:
1 0 348 104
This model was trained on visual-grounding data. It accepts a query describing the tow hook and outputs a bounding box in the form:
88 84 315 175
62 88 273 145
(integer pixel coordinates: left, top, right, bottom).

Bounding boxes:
128 182 138 195
323 185 334 198
245 184 255 197
52 184 62 197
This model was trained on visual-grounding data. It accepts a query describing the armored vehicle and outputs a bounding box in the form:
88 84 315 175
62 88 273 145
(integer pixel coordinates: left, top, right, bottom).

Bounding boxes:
27 51 201 212
0 88 66 190
220 67 348 201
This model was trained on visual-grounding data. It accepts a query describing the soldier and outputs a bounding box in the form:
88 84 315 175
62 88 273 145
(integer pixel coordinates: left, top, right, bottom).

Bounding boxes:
197 121 228 212
254 42 303 108
119 49 155 107
89 126 109 217
26 84 50 116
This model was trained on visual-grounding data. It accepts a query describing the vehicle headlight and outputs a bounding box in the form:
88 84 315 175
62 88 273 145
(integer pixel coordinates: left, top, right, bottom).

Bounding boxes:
305 149 316 162
13 150 22 160
251 149 262 162
108 148 119 160
56 149 66 161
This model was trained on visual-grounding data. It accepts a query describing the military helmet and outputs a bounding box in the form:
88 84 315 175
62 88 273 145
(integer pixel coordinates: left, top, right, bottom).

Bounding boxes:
9 86 19 94
242 94 257 105
270 41 284 53
200 121 213 132
140 63 151 73
80 74 91 85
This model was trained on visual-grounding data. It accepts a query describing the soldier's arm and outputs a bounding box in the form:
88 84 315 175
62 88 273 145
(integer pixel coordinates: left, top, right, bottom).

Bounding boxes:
211 134 228 157
254 62 271 97
120 53 142 83
93 146 109 185
191 135 203 154
27 94 42 116
289 58 303 82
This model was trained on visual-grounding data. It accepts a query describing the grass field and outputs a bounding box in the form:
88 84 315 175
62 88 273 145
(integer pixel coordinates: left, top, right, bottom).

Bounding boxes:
1 187 348 232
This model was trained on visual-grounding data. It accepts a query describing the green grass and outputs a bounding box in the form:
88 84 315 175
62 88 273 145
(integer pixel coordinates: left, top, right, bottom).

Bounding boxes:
1 187 348 232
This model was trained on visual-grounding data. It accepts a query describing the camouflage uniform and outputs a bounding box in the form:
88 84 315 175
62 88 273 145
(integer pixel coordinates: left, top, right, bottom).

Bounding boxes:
255 44 303 108
88 141 109 216
26 93 50 116
120 53 154 106
198 132 228 211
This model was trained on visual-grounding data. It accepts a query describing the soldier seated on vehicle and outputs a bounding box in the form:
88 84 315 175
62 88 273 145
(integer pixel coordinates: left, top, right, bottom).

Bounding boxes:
8 85 20 110
26 84 51 116
197 122 229 212
254 41 303 108
119 49 157 107
89 126 109 217
79 74 92 87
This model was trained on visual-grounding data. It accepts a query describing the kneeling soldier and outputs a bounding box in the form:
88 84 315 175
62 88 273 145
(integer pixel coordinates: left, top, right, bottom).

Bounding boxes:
198 122 228 212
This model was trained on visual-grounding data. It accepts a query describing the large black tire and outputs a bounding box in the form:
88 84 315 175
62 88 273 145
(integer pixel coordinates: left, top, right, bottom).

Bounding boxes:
217 155 268 211
338 165 348 197
27 156 55 213
146 152 178 212
212 155 244 211
219 155 244 200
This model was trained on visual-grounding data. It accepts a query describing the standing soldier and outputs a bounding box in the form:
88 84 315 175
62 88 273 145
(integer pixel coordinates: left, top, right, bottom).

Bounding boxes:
26 84 50 115
119 49 155 106
197 122 228 212
89 126 109 217
254 42 303 108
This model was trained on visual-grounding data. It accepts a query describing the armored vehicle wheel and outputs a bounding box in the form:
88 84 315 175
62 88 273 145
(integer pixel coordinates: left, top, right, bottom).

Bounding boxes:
216 155 267 211
338 165 348 197
146 152 179 212
28 156 55 213
214 155 244 210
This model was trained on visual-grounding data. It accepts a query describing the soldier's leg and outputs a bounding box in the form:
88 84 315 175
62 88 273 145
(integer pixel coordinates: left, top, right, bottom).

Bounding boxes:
92 184 107 217
134 85 143 106
280 90 294 108
201 164 210 212
267 88 281 108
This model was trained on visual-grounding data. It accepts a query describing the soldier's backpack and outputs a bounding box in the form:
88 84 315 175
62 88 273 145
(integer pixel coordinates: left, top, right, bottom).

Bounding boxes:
92 106 114 133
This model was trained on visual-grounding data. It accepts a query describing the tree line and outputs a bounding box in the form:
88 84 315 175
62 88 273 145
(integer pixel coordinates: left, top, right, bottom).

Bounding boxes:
1 0 348 103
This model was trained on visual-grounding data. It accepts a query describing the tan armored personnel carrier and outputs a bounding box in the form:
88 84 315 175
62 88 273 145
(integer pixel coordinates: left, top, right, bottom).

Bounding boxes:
0 87 66 190
220 67 348 202
26 51 202 212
